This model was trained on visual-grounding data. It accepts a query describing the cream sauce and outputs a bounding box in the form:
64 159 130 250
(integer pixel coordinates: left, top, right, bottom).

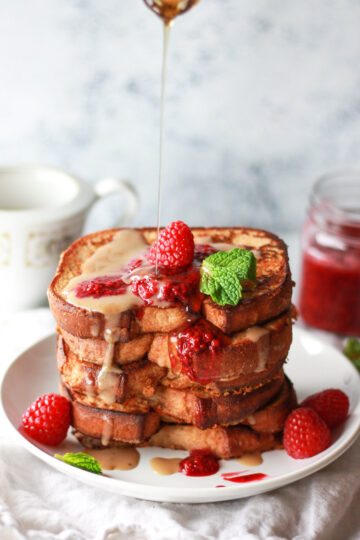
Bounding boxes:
236 452 263 467
85 447 140 471
150 457 181 475
63 230 148 314
101 416 113 447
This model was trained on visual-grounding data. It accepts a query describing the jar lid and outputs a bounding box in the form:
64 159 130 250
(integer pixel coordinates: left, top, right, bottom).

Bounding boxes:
311 171 360 239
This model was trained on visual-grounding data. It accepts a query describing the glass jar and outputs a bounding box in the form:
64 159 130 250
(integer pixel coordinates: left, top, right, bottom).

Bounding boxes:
298 172 360 336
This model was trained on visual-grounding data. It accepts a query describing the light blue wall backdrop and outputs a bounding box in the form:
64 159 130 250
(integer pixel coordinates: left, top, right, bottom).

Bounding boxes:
0 0 359 232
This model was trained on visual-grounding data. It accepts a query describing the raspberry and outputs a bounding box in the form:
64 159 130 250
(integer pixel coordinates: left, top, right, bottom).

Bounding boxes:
131 276 158 303
283 407 331 459
22 393 71 446
301 389 349 428
75 275 127 298
148 221 195 269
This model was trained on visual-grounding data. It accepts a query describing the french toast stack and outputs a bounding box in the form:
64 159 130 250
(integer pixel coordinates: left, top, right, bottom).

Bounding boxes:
48 227 297 459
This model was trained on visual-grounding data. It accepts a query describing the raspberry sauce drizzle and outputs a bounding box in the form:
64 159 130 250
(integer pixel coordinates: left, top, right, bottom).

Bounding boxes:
221 472 268 483
170 319 227 383
75 275 128 298
73 244 217 312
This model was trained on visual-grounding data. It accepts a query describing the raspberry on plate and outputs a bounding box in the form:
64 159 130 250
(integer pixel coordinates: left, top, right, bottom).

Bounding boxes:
22 393 71 446
301 388 349 428
283 407 331 459
148 221 195 268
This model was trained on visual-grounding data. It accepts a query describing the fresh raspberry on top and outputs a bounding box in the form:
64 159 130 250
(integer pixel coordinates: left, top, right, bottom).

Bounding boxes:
22 393 71 446
301 389 349 428
283 407 331 459
148 221 195 269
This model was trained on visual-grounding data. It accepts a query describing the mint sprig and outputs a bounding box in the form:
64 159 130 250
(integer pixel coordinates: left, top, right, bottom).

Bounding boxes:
200 248 257 306
55 452 102 474
344 338 360 371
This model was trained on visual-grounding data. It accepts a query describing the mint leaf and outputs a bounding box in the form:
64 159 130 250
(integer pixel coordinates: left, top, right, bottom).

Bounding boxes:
344 338 360 371
200 248 257 306
206 249 257 282
55 452 102 474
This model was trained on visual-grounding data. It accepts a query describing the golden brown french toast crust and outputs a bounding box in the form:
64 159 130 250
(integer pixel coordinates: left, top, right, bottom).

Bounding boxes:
150 371 285 430
70 377 295 458
148 309 293 383
51 226 295 458
73 426 283 459
57 335 167 404
48 227 292 339
60 381 160 444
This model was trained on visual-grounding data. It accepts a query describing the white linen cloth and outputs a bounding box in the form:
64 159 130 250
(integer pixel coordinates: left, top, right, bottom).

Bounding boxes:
0 307 359 540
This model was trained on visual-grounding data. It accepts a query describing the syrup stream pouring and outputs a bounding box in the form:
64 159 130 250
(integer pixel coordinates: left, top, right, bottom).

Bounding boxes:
143 0 201 274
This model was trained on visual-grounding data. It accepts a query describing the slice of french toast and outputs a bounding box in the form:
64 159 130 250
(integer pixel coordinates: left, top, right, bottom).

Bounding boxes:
160 355 287 393
159 376 296 434
150 371 285 429
59 328 154 366
148 310 292 383
62 379 153 415
148 424 283 459
60 382 161 444
73 424 283 460
239 376 296 433
48 227 292 340
57 336 167 403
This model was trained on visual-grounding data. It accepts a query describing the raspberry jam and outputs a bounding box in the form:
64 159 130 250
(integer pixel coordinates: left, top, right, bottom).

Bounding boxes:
179 449 219 476
171 320 224 382
298 173 360 335
73 243 218 311
131 277 159 303
75 275 128 298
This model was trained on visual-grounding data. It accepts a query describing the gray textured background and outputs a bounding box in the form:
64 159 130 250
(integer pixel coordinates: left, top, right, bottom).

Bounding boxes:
1 0 359 233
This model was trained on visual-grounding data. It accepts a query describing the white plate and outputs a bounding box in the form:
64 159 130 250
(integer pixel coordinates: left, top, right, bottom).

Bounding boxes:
1 327 360 503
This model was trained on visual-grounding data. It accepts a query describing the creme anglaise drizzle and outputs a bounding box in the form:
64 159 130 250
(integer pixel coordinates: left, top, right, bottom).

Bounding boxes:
85 447 140 471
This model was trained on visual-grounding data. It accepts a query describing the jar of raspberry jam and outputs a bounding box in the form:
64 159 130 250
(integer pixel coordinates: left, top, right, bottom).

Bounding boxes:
298 172 360 336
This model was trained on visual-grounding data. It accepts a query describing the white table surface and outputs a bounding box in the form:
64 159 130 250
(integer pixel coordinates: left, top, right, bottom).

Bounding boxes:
0 233 359 540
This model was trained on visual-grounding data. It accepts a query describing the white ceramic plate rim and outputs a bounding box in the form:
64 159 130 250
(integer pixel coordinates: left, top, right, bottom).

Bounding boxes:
2 327 360 503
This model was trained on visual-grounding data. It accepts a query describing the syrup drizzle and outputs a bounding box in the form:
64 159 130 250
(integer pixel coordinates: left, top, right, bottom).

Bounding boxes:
144 0 201 274
155 22 171 275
